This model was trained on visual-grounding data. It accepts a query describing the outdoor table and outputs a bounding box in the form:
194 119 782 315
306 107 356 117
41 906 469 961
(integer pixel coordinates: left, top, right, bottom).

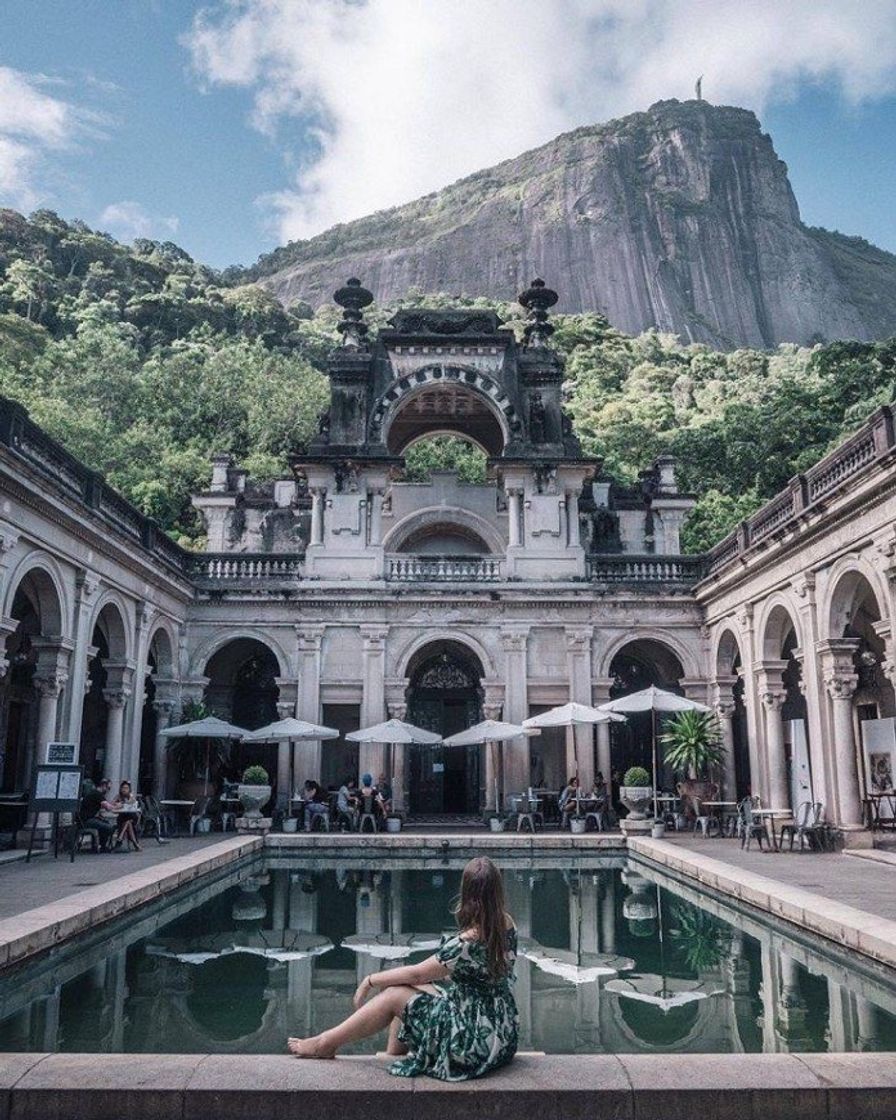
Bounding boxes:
159 799 194 837
751 808 793 851
702 800 738 833
510 796 542 812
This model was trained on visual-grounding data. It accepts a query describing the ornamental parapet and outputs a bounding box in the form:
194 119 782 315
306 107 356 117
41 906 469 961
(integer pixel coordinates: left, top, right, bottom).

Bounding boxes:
386 554 503 582
586 554 704 585
188 552 305 586
703 404 896 581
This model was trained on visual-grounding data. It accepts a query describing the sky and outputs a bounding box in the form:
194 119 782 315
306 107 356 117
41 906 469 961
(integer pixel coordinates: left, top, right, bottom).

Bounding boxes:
1 0 895 271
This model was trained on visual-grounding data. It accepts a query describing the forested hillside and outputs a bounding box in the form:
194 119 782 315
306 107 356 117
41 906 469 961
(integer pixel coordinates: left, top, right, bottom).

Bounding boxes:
1 210 894 552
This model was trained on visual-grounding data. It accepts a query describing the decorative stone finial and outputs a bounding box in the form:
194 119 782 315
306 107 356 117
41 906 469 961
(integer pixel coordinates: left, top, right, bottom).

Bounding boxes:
334 277 373 351
518 278 558 347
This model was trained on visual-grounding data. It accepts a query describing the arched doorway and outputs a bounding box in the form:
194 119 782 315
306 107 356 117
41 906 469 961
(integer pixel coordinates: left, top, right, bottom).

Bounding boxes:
80 601 130 783
716 629 750 798
204 638 281 789
406 642 483 815
608 639 685 784
384 378 508 457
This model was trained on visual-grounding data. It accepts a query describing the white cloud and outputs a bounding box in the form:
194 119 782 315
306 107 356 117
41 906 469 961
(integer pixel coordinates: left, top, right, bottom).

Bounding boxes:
0 66 106 211
98 200 180 242
185 0 896 244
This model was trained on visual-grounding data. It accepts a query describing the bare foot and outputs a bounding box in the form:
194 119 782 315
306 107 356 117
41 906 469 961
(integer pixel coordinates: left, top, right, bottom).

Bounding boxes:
287 1035 336 1059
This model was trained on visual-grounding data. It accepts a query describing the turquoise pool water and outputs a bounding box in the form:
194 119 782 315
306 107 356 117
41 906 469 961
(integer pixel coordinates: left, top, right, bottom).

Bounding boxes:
0 854 893 1055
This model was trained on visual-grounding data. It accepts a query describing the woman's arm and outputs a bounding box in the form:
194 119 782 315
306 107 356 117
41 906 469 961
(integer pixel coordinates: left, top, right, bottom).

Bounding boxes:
353 954 449 1009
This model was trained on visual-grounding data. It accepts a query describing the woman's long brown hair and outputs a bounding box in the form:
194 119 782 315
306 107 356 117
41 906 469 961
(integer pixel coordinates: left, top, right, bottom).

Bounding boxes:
454 856 512 979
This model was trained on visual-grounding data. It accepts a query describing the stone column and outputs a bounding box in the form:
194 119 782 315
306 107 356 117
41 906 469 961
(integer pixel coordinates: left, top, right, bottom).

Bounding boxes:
855 995 882 1051
712 676 739 799
566 627 594 790
360 627 388 780
369 489 384 547
483 697 503 813
102 692 129 785
32 638 72 757
566 488 581 548
819 638 863 828
500 626 530 805
295 627 324 783
592 676 614 781
65 569 101 746
0 615 18 682
756 660 789 808
386 697 408 813
275 697 294 811
792 575 828 808
600 871 616 955
151 692 177 799
506 489 522 548
309 488 325 546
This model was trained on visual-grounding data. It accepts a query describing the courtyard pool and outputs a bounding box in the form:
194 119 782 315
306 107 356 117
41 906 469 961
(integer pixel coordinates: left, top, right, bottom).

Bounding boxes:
0 853 894 1055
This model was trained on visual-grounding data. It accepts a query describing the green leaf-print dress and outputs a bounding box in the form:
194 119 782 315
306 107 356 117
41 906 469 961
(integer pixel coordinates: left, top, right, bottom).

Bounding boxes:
390 928 519 1081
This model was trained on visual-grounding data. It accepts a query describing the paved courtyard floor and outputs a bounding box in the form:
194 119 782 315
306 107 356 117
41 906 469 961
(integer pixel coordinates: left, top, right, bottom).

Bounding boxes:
664 834 896 923
0 833 226 921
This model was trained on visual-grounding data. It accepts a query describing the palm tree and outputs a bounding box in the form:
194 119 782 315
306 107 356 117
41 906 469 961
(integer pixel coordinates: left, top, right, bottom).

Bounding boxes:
659 710 725 779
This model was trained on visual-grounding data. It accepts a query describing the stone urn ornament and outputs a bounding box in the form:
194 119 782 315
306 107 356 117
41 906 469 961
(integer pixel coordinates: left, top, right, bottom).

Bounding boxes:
238 765 272 820
620 766 653 820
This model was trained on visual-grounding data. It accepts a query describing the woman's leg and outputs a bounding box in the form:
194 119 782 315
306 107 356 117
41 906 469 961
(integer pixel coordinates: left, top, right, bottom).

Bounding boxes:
386 1016 408 1057
288 986 418 1058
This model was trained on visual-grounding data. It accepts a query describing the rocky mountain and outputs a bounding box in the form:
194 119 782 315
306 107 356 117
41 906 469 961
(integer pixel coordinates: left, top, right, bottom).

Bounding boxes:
247 99 896 350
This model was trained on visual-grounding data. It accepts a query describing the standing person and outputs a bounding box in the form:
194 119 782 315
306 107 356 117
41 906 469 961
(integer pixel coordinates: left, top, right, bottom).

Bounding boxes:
302 779 329 832
288 855 519 1081
79 778 116 852
359 772 385 820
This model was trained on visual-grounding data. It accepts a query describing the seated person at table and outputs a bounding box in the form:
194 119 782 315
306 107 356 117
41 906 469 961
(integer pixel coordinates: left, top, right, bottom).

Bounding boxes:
80 778 116 852
359 773 385 818
337 777 359 830
558 776 580 826
303 780 330 832
377 772 393 815
590 772 609 809
113 780 142 851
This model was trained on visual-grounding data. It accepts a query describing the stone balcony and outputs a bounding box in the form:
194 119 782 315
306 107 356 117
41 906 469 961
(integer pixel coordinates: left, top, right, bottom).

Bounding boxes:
385 554 504 582
586 554 704 585
187 553 305 588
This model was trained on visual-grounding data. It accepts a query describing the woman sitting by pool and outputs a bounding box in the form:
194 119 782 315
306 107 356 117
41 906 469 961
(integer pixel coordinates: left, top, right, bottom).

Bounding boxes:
288 855 519 1081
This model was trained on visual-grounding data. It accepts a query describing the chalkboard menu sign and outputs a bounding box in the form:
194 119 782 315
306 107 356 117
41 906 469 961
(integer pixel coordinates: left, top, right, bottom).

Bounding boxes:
45 741 78 766
31 764 83 812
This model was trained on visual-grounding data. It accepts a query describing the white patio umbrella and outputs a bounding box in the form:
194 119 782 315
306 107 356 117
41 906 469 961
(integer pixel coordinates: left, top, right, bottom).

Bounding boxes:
522 703 626 783
443 720 539 814
160 716 247 795
346 719 441 809
604 974 725 1012
599 686 710 819
242 717 339 806
517 938 635 986
147 930 333 965
341 932 442 962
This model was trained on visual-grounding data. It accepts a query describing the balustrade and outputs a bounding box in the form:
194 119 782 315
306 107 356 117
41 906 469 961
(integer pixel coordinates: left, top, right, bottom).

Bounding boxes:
386 555 502 582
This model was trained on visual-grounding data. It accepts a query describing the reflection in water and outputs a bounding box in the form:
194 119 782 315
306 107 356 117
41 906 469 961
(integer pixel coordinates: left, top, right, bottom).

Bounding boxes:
0 856 895 1055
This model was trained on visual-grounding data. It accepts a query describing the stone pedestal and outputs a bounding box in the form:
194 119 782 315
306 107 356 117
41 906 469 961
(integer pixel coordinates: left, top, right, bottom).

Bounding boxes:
236 816 273 835
620 817 653 836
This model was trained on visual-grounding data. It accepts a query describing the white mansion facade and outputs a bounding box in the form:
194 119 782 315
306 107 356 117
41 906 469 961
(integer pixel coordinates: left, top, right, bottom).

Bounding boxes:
1 279 894 833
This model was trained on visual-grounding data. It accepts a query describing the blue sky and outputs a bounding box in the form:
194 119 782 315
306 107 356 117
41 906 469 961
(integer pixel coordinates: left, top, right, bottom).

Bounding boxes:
1 0 895 271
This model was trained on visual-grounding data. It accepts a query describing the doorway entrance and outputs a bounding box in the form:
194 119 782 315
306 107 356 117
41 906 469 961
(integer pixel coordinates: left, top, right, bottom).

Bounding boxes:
407 643 483 815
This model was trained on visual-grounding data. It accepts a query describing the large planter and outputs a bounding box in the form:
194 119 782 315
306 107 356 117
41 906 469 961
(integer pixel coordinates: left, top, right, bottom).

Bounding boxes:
570 817 587 835
385 816 402 833
620 786 653 821
238 784 271 820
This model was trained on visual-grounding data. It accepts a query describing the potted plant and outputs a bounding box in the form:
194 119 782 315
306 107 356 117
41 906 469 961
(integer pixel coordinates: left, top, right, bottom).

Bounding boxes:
385 812 403 834
484 811 505 832
660 711 725 818
569 811 588 835
620 766 653 820
238 765 272 820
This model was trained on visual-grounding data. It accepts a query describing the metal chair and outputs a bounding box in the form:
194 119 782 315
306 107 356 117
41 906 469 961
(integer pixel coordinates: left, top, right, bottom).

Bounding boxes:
694 797 721 838
139 796 169 845
585 804 608 831
738 797 769 851
358 793 379 834
516 797 540 833
779 800 814 851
